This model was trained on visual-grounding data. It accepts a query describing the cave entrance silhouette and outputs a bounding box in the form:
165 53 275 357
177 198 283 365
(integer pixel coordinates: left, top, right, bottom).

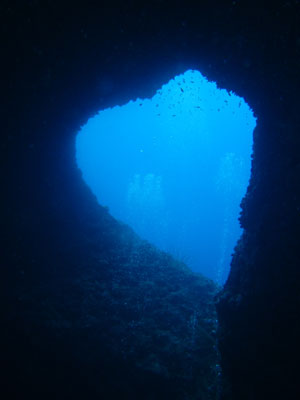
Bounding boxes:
76 69 256 284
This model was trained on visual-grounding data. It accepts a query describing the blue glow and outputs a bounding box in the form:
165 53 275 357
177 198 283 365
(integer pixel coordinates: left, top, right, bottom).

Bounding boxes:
76 70 256 284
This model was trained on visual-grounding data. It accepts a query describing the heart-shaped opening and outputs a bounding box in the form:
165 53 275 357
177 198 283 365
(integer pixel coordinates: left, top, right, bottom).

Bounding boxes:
76 69 256 284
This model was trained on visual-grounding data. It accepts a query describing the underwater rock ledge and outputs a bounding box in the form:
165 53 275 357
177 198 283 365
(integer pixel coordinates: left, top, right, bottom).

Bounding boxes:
4 200 219 399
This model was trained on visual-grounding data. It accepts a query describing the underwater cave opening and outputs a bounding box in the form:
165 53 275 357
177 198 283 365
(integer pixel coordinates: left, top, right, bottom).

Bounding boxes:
76 69 256 285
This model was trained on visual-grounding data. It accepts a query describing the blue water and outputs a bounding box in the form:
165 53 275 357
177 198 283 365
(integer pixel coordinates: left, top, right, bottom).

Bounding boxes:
76 70 256 284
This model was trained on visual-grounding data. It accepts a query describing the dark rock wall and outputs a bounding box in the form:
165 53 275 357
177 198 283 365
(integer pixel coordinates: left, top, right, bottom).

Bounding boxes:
1 1 299 399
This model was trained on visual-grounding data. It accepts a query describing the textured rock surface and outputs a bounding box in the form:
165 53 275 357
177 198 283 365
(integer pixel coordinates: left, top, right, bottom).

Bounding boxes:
1 1 299 399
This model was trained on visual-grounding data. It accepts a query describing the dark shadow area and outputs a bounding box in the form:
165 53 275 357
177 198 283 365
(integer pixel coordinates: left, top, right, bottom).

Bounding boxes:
1 1 299 399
